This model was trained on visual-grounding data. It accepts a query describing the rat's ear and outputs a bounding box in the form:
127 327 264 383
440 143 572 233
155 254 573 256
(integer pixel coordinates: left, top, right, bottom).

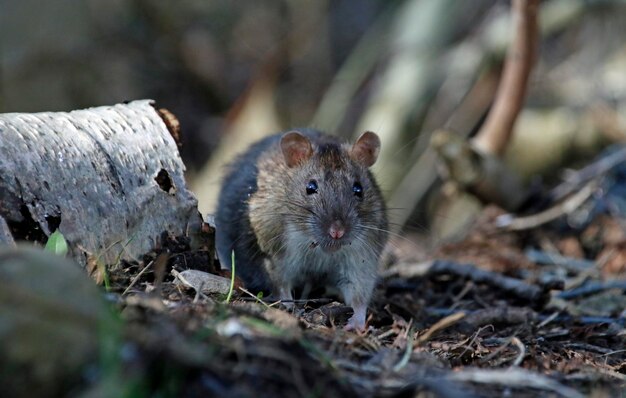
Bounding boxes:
280 131 313 167
351 131 380 167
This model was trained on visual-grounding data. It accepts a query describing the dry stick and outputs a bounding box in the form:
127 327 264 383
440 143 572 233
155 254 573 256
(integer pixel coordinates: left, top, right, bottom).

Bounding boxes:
477 335 512 365
601 349 626 358
497 180 597 231
460 325 493 361
238 296 333 304
471 0 539 156
236 286 331 311
558 279 626 300
392 326 415 372
427 307 624 327
390 318 414 370
536 311 560 328
449 368 584 398
499 146 626 231
238 286 274 309
429 260 545 303
510 336 526 367
550 145 626 202
584 367 626 382
416 311 466 345
122 259 154 296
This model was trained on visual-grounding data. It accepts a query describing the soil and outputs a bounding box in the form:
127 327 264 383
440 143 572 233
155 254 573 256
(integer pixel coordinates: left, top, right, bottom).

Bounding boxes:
106 203 626 397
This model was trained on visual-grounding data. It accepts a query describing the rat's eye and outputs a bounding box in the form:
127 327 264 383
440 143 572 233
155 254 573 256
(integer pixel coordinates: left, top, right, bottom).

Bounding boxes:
306 180 318 195
353 182 363 198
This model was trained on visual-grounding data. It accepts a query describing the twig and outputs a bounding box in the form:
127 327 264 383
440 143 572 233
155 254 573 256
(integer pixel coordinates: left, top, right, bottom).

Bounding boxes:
563 343 614 355
237 286 330 313
525 248 594 272
392 326 415 372
600 349 626 358
238 297 334 304
557 316 625 327
238 286 273 309
375 328 397 341
550 145 626 202
429 260 546 304
416 312 466 345
570 367 626 382
478 335 525 367
122 259 154 296
557 280 626 300
510 336 526 367
472 0 539 156
460 325 493 360
536 311 559 328
386 375 476 398
496 181 597 231
428 308 626 327
449 368 584 398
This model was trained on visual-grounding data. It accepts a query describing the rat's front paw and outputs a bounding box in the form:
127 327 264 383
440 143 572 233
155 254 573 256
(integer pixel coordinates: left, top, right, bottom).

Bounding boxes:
276 286 294 310
344 306 367 331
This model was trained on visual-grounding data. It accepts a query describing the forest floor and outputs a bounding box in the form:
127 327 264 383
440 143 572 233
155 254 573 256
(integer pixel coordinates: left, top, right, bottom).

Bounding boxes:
7 150 626 397
106 161 626 398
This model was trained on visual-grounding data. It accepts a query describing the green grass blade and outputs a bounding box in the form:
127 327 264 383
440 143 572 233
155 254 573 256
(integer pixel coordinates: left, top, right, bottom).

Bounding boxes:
225 250 235 303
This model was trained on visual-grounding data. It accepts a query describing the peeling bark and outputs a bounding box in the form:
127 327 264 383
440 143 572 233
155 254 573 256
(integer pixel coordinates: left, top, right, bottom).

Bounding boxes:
0 100 202 266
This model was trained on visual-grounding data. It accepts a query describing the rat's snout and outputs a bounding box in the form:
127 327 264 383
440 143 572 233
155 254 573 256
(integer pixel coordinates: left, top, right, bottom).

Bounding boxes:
329 220 346 240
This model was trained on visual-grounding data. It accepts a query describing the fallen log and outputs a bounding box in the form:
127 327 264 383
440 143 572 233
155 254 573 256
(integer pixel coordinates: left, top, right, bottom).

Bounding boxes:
0 100 203 267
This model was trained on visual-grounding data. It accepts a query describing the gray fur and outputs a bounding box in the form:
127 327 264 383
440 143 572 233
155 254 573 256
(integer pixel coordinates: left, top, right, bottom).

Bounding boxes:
215 129 388 330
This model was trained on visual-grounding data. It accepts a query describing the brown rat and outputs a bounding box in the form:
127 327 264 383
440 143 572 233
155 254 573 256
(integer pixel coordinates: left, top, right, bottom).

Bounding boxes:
215 129 388 330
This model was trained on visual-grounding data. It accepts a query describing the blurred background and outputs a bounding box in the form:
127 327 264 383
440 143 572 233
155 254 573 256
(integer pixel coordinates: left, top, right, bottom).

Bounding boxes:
3 0 626 249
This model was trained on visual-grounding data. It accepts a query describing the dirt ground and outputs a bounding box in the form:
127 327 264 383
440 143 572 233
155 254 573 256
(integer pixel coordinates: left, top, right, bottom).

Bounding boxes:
107 194 626 397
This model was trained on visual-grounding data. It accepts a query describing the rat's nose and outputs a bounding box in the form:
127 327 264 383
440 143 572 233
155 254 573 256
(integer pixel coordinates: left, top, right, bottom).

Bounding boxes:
329 220 345 239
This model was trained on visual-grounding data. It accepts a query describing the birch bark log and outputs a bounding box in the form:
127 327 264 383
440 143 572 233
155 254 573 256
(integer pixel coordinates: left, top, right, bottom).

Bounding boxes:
0 100 202 267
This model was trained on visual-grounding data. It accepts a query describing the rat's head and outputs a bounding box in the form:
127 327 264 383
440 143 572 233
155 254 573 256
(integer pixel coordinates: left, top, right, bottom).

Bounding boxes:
279 131 387 254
